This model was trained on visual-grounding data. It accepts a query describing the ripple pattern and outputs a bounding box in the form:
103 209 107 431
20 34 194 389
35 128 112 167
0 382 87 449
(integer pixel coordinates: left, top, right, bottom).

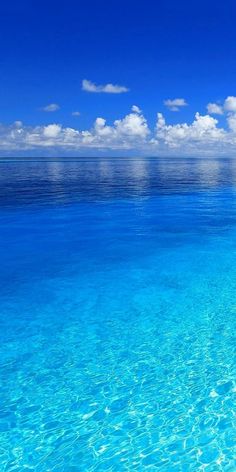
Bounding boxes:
0 158 236 471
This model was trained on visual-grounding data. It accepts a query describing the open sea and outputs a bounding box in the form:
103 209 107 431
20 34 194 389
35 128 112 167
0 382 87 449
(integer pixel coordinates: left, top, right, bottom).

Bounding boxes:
1 157 236 471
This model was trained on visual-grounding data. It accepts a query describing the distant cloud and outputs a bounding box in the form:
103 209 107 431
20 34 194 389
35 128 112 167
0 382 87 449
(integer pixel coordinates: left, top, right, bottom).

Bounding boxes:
206 96 236 115
224 96 236 112
131 105 141 113
227 113 236 132
72 111 81 116
42 103 60 112
156 112 225 149
164 98 188 112
14 120 23 128
43 124 62 138
3 105 236 156
82 79 129 94
207 103 223 115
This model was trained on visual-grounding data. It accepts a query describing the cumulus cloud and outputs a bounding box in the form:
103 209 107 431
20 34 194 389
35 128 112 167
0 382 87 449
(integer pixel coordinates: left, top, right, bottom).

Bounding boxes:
207 103 223 115
14 120 23 128
0 107 148 152
72 111 81 116
42 103 60 112
164 98 188 111
82 79 129 94
43 124 62 138
131 105 142 113
155 112 226 152
2 105 236 156
82 107 149 147
224 96 236 112
207 96 236 116
227 113 236 132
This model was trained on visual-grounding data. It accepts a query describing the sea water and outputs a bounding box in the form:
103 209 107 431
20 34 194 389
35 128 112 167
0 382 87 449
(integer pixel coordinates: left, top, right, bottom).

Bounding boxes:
0 157 236 471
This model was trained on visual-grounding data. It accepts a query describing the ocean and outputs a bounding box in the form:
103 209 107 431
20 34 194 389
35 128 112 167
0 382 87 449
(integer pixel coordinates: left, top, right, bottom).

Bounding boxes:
0 157 236 471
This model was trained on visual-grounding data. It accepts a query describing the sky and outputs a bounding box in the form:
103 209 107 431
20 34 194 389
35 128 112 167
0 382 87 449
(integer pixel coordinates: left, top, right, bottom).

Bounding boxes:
1 0 236 156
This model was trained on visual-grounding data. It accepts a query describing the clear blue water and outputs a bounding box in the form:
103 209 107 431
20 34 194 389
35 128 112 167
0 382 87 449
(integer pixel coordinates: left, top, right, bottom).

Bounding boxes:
1 157 236 471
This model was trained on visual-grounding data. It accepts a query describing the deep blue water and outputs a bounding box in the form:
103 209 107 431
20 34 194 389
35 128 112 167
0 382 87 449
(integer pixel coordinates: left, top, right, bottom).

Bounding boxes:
1 157 236 471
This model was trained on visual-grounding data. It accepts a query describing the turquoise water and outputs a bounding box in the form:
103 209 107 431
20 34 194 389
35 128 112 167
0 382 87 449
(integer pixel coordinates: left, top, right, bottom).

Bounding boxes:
0 157 236 471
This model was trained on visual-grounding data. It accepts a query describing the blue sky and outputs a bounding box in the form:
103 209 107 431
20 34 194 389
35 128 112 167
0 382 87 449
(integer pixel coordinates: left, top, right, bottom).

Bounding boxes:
1 0 236 155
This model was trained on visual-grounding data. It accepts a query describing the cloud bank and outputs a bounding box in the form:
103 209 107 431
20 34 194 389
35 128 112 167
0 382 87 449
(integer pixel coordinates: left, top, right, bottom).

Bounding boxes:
82 79 129 94
2 97 236 156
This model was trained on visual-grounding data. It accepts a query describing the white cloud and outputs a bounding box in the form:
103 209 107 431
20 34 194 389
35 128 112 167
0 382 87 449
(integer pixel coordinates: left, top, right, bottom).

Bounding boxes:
224 96 236 112
164 98 188 111
82 79 129 94
131 105 141 113
206 96 236 115
2 106 236 156
156 112 226 151
14 120 23 128
0 108 148 152
42 103 60 112
227 113 236 132
43 124 62 138
83 108 149 146
72 111 81 116
207 103 223 115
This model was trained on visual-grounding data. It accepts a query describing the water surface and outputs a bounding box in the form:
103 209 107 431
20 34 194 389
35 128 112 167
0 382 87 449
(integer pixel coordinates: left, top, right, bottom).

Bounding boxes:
1 157 236 471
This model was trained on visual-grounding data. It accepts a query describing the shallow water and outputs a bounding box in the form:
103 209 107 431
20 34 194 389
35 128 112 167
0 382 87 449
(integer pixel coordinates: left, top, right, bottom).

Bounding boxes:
0 157 236 471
